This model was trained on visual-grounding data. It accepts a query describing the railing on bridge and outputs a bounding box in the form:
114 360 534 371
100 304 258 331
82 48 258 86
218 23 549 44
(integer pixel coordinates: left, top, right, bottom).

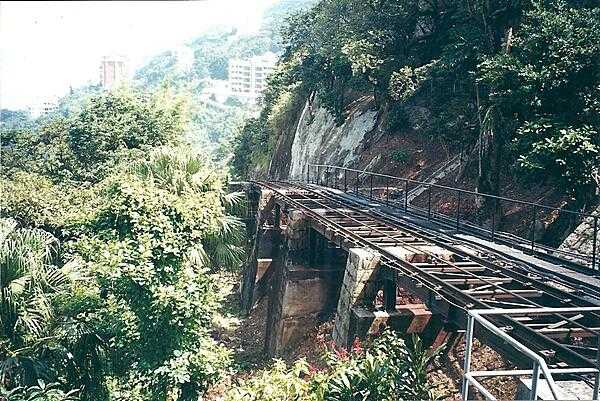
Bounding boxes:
305 164 599 272
462 307 600 401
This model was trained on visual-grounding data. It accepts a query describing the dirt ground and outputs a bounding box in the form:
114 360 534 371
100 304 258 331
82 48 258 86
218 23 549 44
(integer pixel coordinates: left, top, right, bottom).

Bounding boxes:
207 274 516 400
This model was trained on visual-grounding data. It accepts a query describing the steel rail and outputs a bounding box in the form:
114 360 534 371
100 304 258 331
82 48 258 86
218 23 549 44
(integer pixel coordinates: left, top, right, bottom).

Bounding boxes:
285 181 600 339
317 180 600 299
283 181 596 311
254 180 598 368
310 164 599 271
326 185 599 303
348 187 595 267
259 180 485 305
280 182 547 306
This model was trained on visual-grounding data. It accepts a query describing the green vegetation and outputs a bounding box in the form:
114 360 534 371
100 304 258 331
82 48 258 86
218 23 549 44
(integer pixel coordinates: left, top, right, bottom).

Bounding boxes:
390 149 409 163
226 333 440 401
1 83 434 401
128 0 317 165
232 0 599 204
0 108 32 130
0 88 243 400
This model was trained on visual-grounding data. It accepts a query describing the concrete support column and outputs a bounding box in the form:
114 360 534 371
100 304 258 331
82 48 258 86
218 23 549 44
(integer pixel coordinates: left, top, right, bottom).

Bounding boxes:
240 188 274 315
265 212 344 356
332 247 381 348
265 204 283 354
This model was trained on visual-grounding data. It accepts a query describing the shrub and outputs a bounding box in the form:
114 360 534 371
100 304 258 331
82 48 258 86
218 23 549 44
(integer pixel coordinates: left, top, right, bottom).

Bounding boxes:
321 333 440 401
0 381 79 401
226 332 441 401
225 359 314 401
390 149 409 163
385 103 410 133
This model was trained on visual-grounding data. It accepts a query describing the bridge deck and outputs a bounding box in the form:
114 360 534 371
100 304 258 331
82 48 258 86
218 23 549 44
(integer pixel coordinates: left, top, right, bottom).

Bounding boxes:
255 180 599 374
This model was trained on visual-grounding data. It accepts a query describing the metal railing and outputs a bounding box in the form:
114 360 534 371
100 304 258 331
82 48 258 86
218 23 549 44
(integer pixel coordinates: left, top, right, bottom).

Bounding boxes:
462 307 600 401
305 164 599 272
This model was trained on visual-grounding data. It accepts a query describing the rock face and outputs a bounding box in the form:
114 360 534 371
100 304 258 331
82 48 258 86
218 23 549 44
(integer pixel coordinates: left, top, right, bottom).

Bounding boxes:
287 97 378 180
558 205 599 267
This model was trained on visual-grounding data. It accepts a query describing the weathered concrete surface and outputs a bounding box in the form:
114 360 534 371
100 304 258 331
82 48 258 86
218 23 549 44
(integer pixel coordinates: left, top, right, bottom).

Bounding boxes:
517 379 593 400
349 304 431 339
265 207 345 355
333 248 382 348
267 264 343 355
559 204 599 267
284 210 309 251
256 259 272 282
240 188 276 314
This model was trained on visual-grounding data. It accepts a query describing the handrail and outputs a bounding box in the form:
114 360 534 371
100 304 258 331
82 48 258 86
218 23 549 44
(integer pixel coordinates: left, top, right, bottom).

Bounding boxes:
462 307 600 401
306 163 599 271
308 163 598 218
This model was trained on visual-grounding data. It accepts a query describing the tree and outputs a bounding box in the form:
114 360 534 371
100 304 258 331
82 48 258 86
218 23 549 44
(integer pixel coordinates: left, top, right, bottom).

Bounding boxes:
479 0 600 200
67 148 234 400
129 147 246 271
0 109 32 130
0 219 78 389
1 88 189 183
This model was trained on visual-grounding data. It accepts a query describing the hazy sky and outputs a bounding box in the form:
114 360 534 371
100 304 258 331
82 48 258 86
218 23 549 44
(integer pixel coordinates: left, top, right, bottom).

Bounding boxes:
0 1 276 110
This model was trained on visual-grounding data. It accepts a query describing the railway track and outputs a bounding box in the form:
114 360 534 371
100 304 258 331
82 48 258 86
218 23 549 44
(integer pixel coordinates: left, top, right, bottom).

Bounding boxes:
254 180 600 374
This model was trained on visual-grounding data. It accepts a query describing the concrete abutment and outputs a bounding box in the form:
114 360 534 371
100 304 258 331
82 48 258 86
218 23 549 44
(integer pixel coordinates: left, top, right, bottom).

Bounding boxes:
241 184 448 357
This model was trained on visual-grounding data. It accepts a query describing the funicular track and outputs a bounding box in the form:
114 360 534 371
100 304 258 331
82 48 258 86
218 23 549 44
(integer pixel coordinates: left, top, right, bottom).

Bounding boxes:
254 180 600 378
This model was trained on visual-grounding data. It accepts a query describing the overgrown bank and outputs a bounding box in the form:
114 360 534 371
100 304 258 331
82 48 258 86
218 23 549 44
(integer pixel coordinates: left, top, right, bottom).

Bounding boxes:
233 0 600 208
0 88 244 400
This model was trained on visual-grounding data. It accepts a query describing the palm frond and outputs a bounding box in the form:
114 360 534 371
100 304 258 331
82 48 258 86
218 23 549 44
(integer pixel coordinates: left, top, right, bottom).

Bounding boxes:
222 191 245 209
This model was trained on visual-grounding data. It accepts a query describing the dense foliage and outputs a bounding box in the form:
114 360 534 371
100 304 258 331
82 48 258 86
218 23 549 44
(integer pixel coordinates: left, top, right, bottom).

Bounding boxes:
129 0 317 165
0 88 243 400
2 88 187 183
226 333 440 401
232 0 599 203
0 108 32 130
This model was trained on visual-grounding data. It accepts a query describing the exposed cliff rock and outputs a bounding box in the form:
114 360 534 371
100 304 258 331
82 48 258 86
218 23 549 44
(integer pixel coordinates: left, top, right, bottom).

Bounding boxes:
266 96 378 180
559 205 600 266
265 93 456 183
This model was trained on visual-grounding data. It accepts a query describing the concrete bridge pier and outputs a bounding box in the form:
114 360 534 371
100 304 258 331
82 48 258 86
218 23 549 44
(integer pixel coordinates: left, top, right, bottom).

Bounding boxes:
241 185 448 356
240 188 276 315
265 210 345 356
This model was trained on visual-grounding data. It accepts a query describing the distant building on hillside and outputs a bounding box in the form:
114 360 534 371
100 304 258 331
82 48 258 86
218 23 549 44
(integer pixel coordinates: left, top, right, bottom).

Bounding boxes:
99 55 129 89
229 52 277 104
31 97 59 117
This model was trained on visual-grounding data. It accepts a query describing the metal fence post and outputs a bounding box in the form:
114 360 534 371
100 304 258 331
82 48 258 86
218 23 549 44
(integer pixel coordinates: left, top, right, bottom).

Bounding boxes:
593 216 598 271
427 186 432 220
334 168 338 189
404 180 408 212
344 169 348 192
530 361 540 400
456 191 461 231
461 315 475 401
531 205 537 252
317 166 321 186
355 171 359 194
307 165 310 183
594 335 600 400
326 167 330 187
369 174 373 200
491 197 497 241
386 179 389 205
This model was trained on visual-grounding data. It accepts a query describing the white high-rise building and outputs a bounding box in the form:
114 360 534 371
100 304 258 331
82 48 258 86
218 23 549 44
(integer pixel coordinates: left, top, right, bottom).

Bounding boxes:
229 52 277 103
99 55 129 89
